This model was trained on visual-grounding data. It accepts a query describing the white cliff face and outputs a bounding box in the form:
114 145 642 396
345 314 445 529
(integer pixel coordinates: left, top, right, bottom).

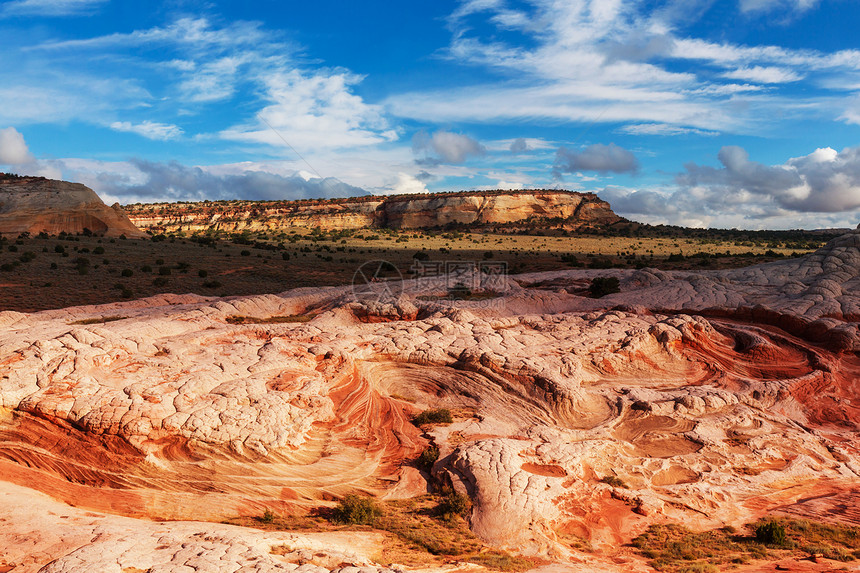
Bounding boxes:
0 176 146 237
2 232 860 570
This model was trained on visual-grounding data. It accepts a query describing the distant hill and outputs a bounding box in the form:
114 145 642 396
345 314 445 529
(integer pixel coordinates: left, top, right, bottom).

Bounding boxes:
124 189 625 234
0 174 145 238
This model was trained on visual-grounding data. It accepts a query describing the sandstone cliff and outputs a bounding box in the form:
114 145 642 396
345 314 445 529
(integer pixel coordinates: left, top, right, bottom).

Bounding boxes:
124 189 623 234
0 174 145 238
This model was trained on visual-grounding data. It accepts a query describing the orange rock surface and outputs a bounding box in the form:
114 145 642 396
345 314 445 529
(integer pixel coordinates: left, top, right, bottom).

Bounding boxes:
0 175 145 238
2 231 860 570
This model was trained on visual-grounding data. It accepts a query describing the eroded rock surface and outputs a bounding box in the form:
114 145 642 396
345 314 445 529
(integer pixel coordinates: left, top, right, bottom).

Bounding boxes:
3 231 860 570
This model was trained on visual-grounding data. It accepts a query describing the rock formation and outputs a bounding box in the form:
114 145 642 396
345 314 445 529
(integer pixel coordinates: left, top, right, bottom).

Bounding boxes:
0 174 145 238
124 189 623 234
3 230 860 570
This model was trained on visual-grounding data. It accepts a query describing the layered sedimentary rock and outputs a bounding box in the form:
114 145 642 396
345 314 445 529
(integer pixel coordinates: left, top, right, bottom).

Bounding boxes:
124 189 622 234
0 175 145 238
3 230 860 570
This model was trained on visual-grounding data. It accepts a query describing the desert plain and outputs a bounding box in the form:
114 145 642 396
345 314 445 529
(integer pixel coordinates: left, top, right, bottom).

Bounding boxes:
2 181 860 572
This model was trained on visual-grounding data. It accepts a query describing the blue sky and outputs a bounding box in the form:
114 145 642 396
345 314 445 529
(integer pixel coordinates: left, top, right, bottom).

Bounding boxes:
2 0 860 229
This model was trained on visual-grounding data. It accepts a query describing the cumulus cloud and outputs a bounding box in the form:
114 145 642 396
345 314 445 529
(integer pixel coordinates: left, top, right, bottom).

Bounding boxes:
1 0 107 17
110 121 183 141
0 127 34 165
412 130 485 164
677 145 860 213
554 143 639 175
221 70 396 152
509 138 529 153
388 173 429 195
91 159 366 204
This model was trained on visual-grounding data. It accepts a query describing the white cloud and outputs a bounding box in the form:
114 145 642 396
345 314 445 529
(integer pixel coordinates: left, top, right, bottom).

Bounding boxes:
739 0 819 15
388 173 428 195
1 0 107 17
220 70 395 152
110 121 183 141
386 0 860 135
0 127 34 165
412 130 486 164
554 143 639 175
677 145 860 213
619 123 719 136
722 65 803 83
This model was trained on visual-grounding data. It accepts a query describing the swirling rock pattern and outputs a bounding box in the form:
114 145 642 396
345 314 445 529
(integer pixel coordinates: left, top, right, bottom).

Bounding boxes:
4 231 860 570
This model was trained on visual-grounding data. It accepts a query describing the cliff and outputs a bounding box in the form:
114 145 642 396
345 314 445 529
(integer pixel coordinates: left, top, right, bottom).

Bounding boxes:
124 189 623 234
0 174 146 238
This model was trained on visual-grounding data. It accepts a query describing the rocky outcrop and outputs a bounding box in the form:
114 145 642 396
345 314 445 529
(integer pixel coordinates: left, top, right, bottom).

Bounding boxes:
0 175 145 238
6 230 860 570
124 189 622 234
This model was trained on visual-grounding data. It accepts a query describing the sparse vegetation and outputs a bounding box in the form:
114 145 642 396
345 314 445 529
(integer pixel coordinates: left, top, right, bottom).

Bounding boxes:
599 475 627 488
633 517 860 572
416 445 439 472
412 408 453 425
331 494 381 525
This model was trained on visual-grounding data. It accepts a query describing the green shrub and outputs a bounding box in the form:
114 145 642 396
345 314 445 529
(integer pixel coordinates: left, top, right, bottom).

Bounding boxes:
203 280 222 289
93 246 105 255
589 276 620 298
600 475 627 488
756 521 787 547
198 269 208 278
121 268 133 277
260 509 275 524
412 408 453 425
141 264 153 272
153 277 168 287
416 445 439 472
331 494 381 525
436 489 471 520
158 266 171 276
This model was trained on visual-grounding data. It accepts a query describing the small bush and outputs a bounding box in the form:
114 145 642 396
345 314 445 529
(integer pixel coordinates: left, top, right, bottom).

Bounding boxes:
93 246 105 255
153 277 168 287
412 408 453 425
331 494 381 525
436 489 471 520
241 250 251 256
589 276 620 298
203 280 222 289
198 269 208 278
756 521 787 547
416 445 439 472
600 475 628 488
158 266 172 276
121 268 133 277
260 509 276 524
141 264 153 272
